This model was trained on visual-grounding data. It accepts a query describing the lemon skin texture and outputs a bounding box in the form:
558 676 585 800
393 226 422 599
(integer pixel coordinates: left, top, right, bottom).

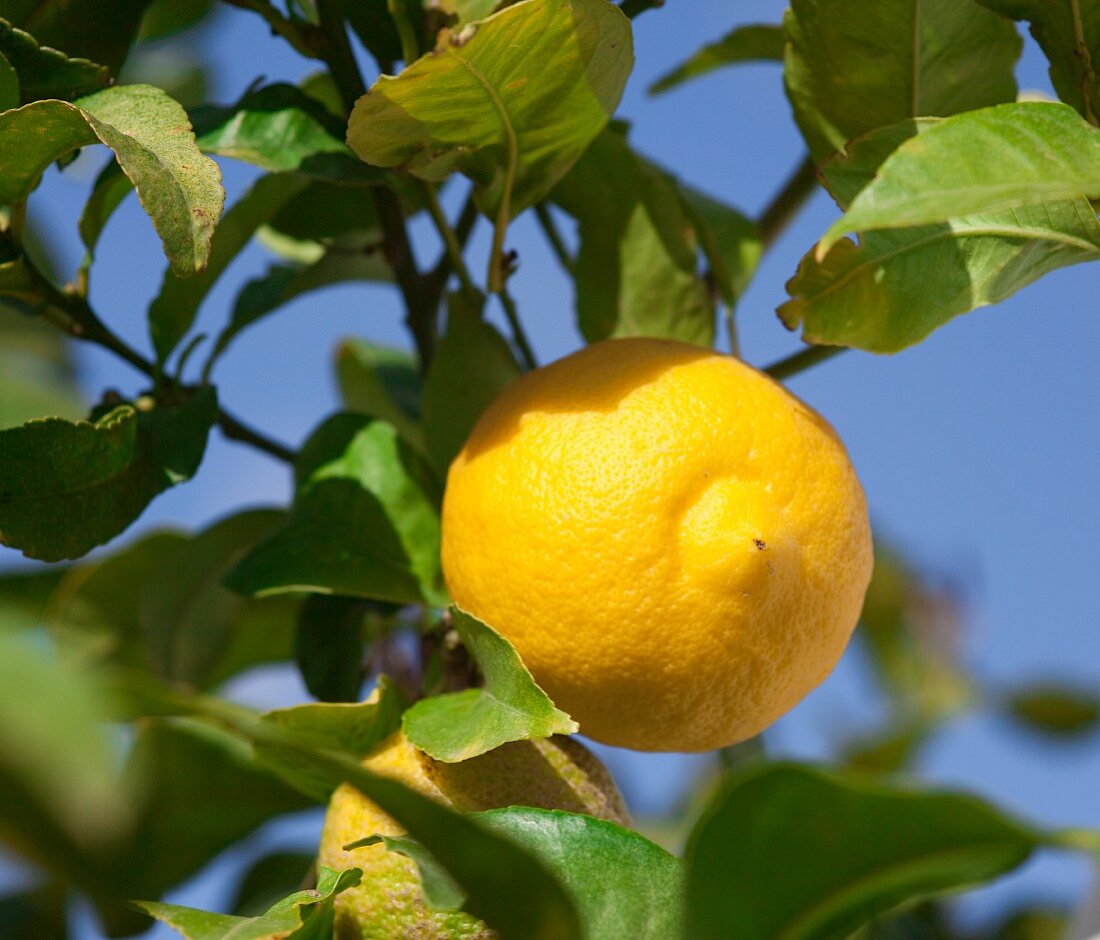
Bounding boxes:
319 730 629 940
441 337 873 752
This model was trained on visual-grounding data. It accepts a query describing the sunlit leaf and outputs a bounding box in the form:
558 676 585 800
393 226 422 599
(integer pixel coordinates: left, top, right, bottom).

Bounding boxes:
0 85 224 276
403 607 577 762
783 0 1020 161
648 24 783 95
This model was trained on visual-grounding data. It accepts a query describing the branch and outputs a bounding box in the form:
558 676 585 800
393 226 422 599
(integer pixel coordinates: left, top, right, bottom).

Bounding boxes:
763 344 845 381
219 0 322 59
757 155 820 252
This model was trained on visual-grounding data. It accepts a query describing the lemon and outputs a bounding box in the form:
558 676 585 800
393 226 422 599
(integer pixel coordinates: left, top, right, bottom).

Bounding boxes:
320 730 628 939
441 337 873 752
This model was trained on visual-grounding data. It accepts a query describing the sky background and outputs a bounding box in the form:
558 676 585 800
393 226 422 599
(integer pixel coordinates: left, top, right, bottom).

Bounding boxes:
2 1 1098 935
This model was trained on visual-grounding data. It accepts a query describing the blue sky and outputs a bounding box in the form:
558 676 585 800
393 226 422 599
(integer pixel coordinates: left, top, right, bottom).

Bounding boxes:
3 1 1098 933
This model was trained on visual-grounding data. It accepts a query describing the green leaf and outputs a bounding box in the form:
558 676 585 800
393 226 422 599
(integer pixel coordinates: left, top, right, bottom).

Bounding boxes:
783 0 1021 162
403 607 577 762
818 102 1100 255
684 763 1038 940
0 49 16 110
47 516 298 688
0 628 131 858
138 0 216 41
231 851 318 916
225 414 446 605
476 808 682 940
0 565 66 632
266 180 382 241
192 83 379 180
347 0 633 225
353 833 468 910
135 866 362 940
1004 684 1100 738
780 119 1100 352
0 308 83 429
434 0 505 28
294 595 369 703
148 172 309 364
3 0 154 74
0 884 68 939
0 390 217 561
552 127 752 345
0 85 224 276
648 23 783 95
0 18 111 103
340 0 427 71
977 0 1100 122
422 290 520 476
335 338 423 445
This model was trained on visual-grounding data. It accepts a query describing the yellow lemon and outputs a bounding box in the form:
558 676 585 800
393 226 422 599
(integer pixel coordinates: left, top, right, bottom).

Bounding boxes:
320 730 629 939
441 337 873 752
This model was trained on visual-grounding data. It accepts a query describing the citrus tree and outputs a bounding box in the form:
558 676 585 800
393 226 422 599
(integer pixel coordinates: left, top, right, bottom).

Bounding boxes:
1 0 1099 937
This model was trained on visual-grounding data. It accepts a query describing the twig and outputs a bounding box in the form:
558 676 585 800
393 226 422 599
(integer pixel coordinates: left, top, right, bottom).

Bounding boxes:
388 0 420 64
534 203 575 275
758 155 820 252
219 0 322 59
498 289 537 371
423 183 476 294
763 344 844 381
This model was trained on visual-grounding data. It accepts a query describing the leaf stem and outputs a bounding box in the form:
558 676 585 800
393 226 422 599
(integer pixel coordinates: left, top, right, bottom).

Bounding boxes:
534 203 575 275
1070 0 1099 126
219 0 322 59
763 344 844 381
423 183 476 294
498 289 537 371
388 0 420 65
619 0 663 17
758 155 820 252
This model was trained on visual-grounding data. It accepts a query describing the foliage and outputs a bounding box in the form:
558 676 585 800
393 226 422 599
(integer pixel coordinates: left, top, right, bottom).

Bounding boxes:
1 0 1099 937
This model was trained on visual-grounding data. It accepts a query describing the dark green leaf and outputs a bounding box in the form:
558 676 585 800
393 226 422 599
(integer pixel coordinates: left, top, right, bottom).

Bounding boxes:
0 884 68 940
353 834 467 910
403 607 577 762
47 516 297 688
818 102 1100 254
0 85 224 275
335 339 422 445
977 0 1100 122
231 851 318 917
0 565 65 632
783 0 1021 162
346 0 633 221
476 808 682 940
266 181 381 240
138 0 216 41
294 595 368 703
988 907 1069 940
780 119 1100 352
649 24 783 95
685 763 1037 940
0 49 16 109
1005 684 1100 738
422 290 520 476
340 0 427 71
226 414 446 605
0 390 216 561
148 172 309 364
135 866 362 940
0 18 110 103
192 83 379 181
3 0 154 73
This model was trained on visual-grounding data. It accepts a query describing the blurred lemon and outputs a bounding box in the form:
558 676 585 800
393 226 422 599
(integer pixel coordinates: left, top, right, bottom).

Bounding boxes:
441 337 873 751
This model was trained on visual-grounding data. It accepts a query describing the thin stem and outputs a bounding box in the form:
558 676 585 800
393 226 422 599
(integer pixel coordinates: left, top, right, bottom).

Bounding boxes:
316 0 366 110
758 155 820 252
498 289 537 371
534 203 575 275
619 0 663 17
763 344 845 381
426 191 480 311
387 0 420 64
423 182 476 294
220 0 322 58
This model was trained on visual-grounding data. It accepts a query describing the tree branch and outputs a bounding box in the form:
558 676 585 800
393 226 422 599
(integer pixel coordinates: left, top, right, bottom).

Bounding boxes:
758 155 820 252
219 0 322 59
763 344 845 381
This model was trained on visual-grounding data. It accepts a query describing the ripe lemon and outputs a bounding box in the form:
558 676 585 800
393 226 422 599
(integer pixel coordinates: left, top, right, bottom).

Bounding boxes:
320 730 628 939
441 337 873 752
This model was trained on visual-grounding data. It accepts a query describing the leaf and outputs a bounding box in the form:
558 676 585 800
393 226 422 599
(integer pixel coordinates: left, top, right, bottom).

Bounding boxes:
780 119 1100 352
138 0 216 41
0 565 66 633
0 49 16 110
266 180 382 241
347 0 633 223
341 0 428 71
783 0 1021 162
0 18 111 103
818 102 1100 255
476 808 682 940
977 0 1100 122
0 85 224 276
3 0 154 74
1004 684 1100 738
231 851 318 916
403 607 577 762
354 833 468 910
684 763 1038 940
0 884 68 939
0 307 83 429
0 390 217 561
135 866 362 940
47 517 298 688
421 290 520 476
225 414 446 605
192 83 380 181
148 173 309 364
294 595 369 703
682 186 762 309
648 23 783 95
551 127 742 345
434 0 505 29
335 338 423 445
205 236 391 372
